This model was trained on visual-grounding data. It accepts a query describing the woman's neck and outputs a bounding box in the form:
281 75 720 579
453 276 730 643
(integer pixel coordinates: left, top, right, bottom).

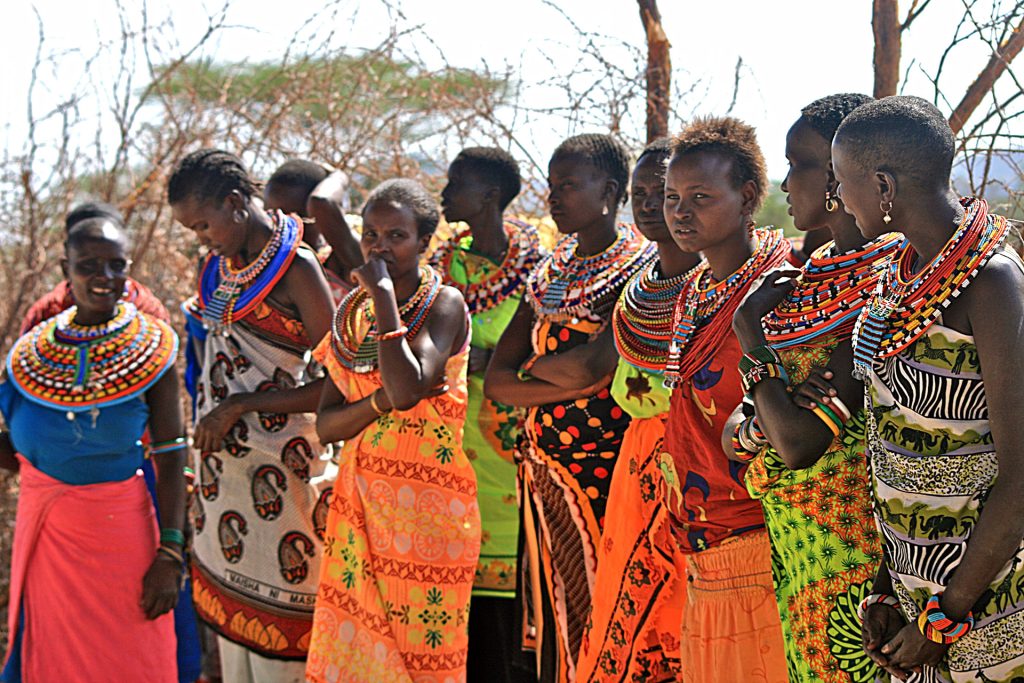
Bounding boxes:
72 307 116 327
466 208 508 260
901 189 965 266
827 214 869 253
238 209 275 265
576 216 618 256
702 229 755 282
655 239 700 279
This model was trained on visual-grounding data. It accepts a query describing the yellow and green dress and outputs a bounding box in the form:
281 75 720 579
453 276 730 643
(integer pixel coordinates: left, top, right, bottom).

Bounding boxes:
429 219 542 596
745 235 900 682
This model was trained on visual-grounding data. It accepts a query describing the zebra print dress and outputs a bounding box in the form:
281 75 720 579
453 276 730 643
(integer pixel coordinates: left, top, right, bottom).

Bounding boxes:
866 320 1024 682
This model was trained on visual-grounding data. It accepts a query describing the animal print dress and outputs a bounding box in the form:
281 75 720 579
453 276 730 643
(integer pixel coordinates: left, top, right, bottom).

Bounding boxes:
866 319 1024 682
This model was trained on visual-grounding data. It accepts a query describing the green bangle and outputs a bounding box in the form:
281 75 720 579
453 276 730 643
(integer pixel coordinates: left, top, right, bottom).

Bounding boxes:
815 401 845 429
160 528 185 547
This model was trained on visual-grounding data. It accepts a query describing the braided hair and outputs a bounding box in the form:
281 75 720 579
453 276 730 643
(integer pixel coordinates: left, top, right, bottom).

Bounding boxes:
167 149 259 205
670 116 769 212
451 147 521 210
363 179 440 238
800 93 874 143
550 133 632 206
637 136 674 164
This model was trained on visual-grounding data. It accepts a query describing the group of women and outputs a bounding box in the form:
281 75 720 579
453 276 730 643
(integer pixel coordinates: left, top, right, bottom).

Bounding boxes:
0 91 1022 683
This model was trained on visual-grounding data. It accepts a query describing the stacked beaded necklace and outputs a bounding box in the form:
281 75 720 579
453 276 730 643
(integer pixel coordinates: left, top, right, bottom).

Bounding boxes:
7 302 178 422
663 228 792 388
526 224 654 324
197 211 302 335
330 266 443 373
613 258 704 373
852 197 1007 379
431 219 543 315
763 233 902 348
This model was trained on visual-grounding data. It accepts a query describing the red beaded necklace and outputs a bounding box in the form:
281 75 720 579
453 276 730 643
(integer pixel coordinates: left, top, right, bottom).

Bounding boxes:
763 233 902 347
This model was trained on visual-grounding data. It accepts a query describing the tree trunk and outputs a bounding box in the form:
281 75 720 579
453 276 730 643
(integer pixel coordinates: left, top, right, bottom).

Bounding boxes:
873 0 902 97
638 0 671 142
949 18 1024 134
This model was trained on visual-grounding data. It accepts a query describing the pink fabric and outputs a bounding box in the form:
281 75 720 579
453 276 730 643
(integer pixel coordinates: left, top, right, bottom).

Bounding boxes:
5 457 176 682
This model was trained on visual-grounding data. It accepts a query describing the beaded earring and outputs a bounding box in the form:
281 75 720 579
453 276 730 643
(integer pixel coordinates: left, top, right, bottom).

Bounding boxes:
825 190 839 213
881 201 893 225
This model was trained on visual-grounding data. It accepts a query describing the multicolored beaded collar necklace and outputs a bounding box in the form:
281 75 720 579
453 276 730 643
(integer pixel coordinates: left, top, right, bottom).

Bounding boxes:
613 258 704 373
196 211 302 335
526 224 654 324
852 197 1008 379
431 219 543 315
6 302 178 423
330 266 443 373
663 228 792 388
763 233 902 348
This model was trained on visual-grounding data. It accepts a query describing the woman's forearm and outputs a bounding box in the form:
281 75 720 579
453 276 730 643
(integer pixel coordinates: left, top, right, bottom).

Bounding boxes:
152 449 187 538
316 393 384 443
235 378 325 415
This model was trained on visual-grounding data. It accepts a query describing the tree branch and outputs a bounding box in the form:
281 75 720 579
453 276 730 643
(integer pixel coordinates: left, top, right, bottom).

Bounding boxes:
949 16 1024 134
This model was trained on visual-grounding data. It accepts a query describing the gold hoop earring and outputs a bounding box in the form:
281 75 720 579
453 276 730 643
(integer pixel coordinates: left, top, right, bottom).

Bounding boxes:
881 200 893 225
825 191 839 213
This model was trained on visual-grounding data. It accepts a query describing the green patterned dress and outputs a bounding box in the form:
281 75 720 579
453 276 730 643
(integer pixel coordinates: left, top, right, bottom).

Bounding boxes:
746 339 884 682
866 321 1024 682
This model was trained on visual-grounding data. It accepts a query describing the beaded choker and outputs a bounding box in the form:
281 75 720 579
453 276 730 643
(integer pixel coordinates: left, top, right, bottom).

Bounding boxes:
763 233 902 348
663 228 792 388
330 266 443 373
196 211 302 335
431 219 543 315
852 197 1008 379
7 302 178 421
525 224 655 324
613 258 704 373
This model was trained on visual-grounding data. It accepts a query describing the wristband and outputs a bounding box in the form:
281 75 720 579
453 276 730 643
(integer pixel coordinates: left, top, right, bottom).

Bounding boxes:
377 326 408 342
741 362 789 394
811 403 842 438
160 527 185 547
739 345 783 373
150 437 187 456
156 544 185 565
369 390 390 416
917 593 974 644
517 355 539 381
857 593 901 622
830 395 853 423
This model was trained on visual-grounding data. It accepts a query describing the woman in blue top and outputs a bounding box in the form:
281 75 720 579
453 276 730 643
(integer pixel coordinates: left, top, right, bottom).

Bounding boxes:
0 218 187 683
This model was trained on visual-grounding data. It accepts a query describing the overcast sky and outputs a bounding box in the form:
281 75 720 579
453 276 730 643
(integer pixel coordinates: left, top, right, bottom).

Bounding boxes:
0 0 1004 179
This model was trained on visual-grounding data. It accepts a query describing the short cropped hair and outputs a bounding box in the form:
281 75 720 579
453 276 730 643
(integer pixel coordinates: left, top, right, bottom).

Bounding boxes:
267 159 329 197
670 116 769 212
168 149 259 205
65 201 124 232
363 179 440 237
800 93 875 142
551 133 632 206
64 216 128 252
833 95 955 190
451 147 521 210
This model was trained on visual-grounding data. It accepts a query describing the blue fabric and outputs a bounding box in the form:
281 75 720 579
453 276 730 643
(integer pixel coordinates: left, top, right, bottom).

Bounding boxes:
182 303 207 418
0 606 24 682
0 380 147 485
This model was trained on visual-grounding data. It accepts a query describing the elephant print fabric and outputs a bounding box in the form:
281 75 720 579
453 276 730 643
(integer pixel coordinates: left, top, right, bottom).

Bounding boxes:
186 303 335 661
866 322 1024 681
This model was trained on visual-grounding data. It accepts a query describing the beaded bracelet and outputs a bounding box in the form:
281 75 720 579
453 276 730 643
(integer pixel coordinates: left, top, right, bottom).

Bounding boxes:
739 345 784 373
857 593 901 622
150 437 187 456
741 362 789 394
369 390 391 416
378 326 408 342
917 593 974 644
732 417 767 461
731 425 756 462
160 527 185 547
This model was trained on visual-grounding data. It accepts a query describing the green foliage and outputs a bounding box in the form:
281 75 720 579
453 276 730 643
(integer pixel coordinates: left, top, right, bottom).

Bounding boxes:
756 182 796 237
151 52 511 121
